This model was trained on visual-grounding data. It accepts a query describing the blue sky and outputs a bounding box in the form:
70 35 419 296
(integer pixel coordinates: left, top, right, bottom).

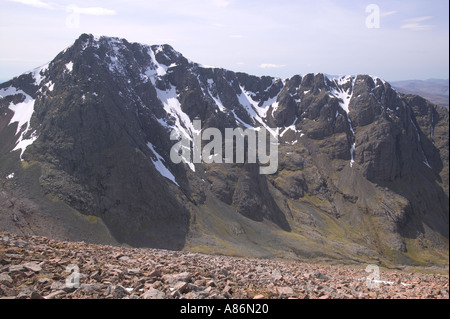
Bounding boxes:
0 0 448 82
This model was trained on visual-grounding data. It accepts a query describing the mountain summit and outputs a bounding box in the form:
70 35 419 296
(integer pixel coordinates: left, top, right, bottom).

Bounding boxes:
0 34 448 266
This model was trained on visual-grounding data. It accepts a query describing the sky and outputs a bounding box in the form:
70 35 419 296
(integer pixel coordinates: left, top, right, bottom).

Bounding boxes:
0 0 448 83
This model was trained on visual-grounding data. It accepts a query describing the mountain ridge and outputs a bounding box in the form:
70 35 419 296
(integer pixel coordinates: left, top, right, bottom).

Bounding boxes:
0 34 448 267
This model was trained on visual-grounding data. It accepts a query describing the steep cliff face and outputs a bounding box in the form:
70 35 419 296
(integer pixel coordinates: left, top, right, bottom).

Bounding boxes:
0 34 448 265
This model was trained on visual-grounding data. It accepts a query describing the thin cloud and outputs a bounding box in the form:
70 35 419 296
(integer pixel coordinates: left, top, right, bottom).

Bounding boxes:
67 5 116 16
7 0 116 16
0 57 23 62
405 16 433 23
211 0 230 7
7 0 54 9
401 16 435 31
259 63 286 69
229 34 244 38
381 11 397 17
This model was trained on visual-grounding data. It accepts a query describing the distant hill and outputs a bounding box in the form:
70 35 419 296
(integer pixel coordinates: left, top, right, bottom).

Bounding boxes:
392 79 449 108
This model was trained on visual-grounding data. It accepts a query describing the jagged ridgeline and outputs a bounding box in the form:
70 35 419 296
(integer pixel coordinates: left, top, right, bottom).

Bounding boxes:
0 34 448 266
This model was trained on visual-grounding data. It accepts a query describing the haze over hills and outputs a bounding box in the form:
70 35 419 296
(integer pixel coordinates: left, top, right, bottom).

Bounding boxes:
0 34 448 267
391 79 449 108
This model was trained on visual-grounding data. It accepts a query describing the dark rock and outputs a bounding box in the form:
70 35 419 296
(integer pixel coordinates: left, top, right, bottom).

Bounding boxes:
23 262 42 272
111 285 130 299
31 291 44 299
162 272 192 284
173 281 189 294
44 290 66 299
8 265 24 273
141 288 165 299
77 283 103 293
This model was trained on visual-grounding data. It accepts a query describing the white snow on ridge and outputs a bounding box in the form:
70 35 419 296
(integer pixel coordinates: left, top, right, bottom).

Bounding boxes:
328 75 355 114
410 119 433 169
237 85 278 136
327 76 358 168
45 81 55 92
369 75 386 86
205 78 226 112
0 86 21 98
141 46 169 84
210 90 227 112
0 86 38 159
238 85 279 119
332 75 353 86
154 85 198 172
231 110 253 129
330 87 352 113
1 87 35 135
271 102 280 117
149 47 168 77
197 63 216 69
147 142 179 186
350 143 356 167
9 95 35 136
280 117 300 137
13 131 38 159
65 62 73 73
30 63 49 85
154 45 164 55
348 117 356 168
156 85 196 140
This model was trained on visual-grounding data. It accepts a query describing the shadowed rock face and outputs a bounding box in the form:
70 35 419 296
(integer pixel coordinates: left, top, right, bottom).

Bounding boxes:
0 34 448 265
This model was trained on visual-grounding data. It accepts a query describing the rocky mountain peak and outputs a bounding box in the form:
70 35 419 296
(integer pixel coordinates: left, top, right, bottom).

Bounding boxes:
0 34 448 266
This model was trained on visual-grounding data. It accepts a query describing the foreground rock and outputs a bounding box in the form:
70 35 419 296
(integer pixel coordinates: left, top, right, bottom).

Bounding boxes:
0 232 448 299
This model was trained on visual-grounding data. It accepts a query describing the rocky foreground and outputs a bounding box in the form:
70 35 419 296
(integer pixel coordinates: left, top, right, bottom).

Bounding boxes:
0 232 448 299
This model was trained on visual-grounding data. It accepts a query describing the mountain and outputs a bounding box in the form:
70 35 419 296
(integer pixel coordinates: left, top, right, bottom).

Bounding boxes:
0 34 448 266
391 79 449 108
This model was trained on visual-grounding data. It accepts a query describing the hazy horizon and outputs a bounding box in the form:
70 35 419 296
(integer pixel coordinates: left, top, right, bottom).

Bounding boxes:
0 0 448 83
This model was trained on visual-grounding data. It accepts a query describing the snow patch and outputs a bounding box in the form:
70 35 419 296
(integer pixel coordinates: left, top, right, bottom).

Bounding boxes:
147 142 179 186
410 119 432 169
0 86 38 159
149 47 168 78
13 131 38 159
348 117 356 168
30 63 49 85
44 81 55 92
329 75 355 114
279 117 300 137
65 62 73 73
197 63 216 69
237 85 278 136
205 78 226 112
210 91 226 112
271 102 280 117
350 143 356 167
0 86 21 98
231 110 253 129
156 85 196 140
6 173 14 180
238 85 279 119
155 85 199 171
